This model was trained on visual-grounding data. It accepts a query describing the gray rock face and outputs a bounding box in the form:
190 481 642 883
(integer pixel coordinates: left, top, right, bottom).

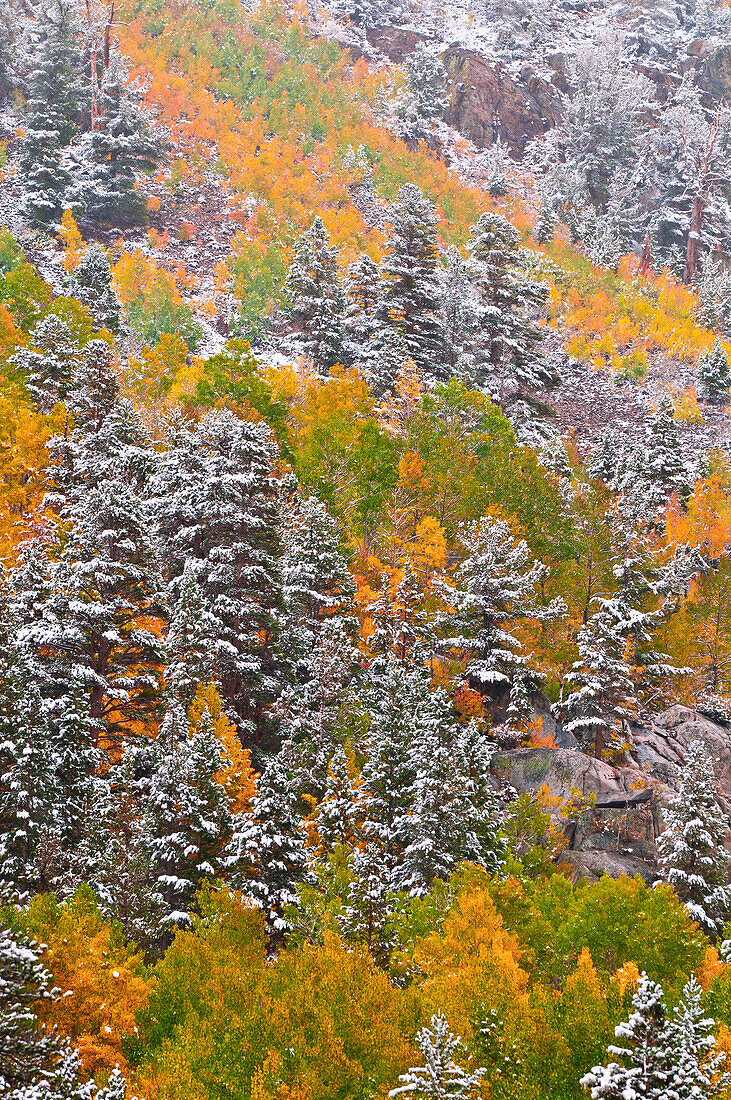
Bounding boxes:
492 703 731 884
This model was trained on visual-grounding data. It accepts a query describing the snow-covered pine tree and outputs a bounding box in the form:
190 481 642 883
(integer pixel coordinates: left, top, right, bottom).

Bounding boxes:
312 744 364 855
74 54 164 228
580 973 674 1100
94 1064 130 1100
395 688 505 896
145 702 233 929
665 974 729 1099
0 916 57 1090
21 0 83 224
163 558 215 708
359 656 426 876
644 394 692 508
339 839 398 967
534 193 558 246
657 738 731 938
439 517 556 702
18 477 165 736
696 256 731 337
285 216 345 374
558 598 636 759
226 757 308 940
390 1013 486 1100
66 338 120 437
11 314 80 414
466 212 550 398
280 491 357 661
277 618 357 800
65 246 121 332
367 561 429 667
404 44 449 121
149 410 282 743
442 247 476 378
381 184 445 379
698 340 731 406
343 252 384 370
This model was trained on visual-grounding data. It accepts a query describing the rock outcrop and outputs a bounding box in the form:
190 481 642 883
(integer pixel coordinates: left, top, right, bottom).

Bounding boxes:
442 48 564 156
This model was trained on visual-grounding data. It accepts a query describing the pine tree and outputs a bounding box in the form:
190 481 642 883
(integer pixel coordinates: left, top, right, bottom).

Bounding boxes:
381 184 444 379
312 745 364 855
285 217 345 373
439 517 557 699
66 338 120 436
404 45 449 121
226 758 308 940
280 491 357 661
559 599 636 759
163 558 215 709
657 739 731 939
390 1013 486 1099
65 247 121 332
18 477 166 736
21 0 83 224
149 410 282 743
0 916 57 1090
94 1064 129 1100
698 340 731 406
644 394 691 507
145 702 233 929
343 252 384 371
75 54 164 228
367 563 429 667
667 975 729 1100
12 314 80 414
339 839 398 968
534 195 558 246
395 689 505 896
466 212 550 398
580 973 674 1099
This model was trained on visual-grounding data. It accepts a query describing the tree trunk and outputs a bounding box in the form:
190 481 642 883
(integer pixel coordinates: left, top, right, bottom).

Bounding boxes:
683 193 705 285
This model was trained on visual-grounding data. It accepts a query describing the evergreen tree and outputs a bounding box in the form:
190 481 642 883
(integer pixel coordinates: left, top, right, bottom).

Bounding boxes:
381 184 444 378
145 703 233 929
559 598 636 759
312 745 364 854
657 739 731 938
21 0 83 224
163 558 215 709
404 45 449 121
0 916 57 1090
367 562 429 667
698 340 731 406
226 758 308 940
65 247 121 332
667 975 729 1100
149 410 282 743
442 247 475 378
580 974 674 1099
395 689 505 896
644 394 691 506
12 314 80 413
535 194 558 246
339 839 398 968
343 252 384 370
75 54 164 228
390 1013 486 1099
18 478 165 735
466 212 550 398
439 517 557 699
66 338 120 437
285 217 345 373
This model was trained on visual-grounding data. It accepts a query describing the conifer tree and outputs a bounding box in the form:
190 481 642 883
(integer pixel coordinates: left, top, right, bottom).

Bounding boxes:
439 517 557 698
312 745 364 854
466 212 550 397
21 0 83 224
581 974 674 1099
226 758 308 939
559 599 636 759
644 394 691 507
150 410 282 742
66 246 121 332
18 478 166 735
0 917 57 1090
12 314 80 413
75 54 163 228
657 739 731 938
404 45 449 121
285 217 345 373
343 252 384 370
698 340 731 406
667 975 729 1100
381 184 444 378
339 840 398 968
66 338 120 437
390 1013 486 1099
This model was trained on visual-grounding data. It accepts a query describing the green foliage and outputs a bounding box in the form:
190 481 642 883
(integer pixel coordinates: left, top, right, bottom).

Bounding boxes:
126 282 203 351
